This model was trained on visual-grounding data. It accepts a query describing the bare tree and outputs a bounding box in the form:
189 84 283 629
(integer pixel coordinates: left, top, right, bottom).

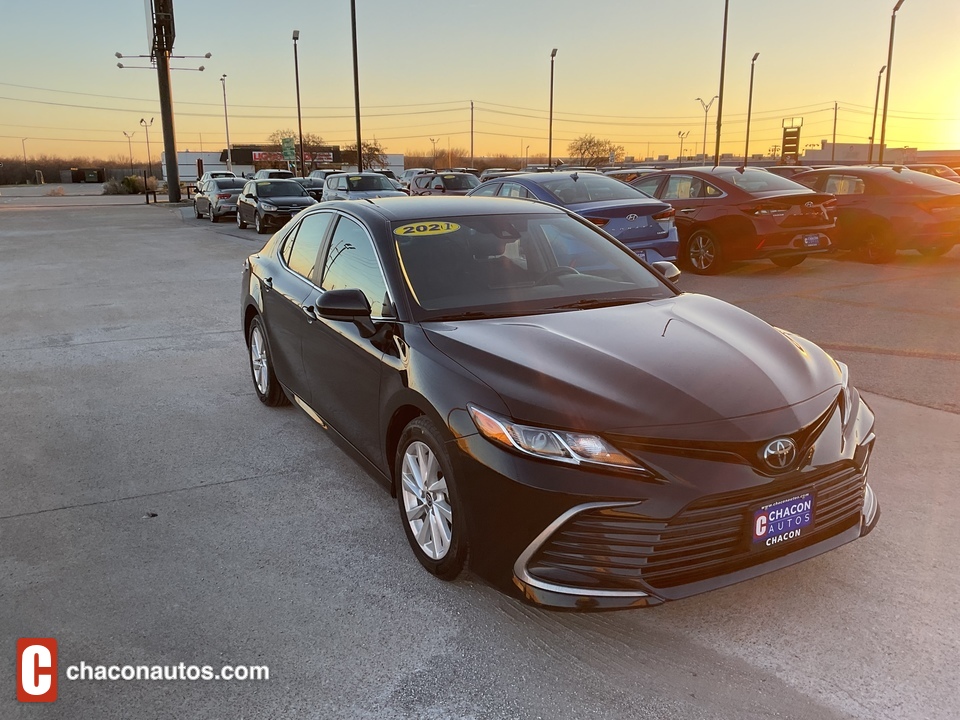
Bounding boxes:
342 139 389 169
566 134 625 166
267 129 325 153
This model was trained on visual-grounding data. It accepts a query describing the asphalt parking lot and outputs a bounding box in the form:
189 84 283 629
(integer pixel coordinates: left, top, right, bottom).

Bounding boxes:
2 197 959 719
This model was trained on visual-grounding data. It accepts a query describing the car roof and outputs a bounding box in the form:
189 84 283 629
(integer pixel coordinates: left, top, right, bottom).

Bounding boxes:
307 195 564 223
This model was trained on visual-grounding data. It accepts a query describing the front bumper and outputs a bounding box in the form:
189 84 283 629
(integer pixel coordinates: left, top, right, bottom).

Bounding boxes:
452 394 877 610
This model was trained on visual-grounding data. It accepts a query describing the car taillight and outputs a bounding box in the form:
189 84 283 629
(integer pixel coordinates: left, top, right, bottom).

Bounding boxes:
217 193 231 200
585 217 609 227
740 202 786 216
652 207 675 222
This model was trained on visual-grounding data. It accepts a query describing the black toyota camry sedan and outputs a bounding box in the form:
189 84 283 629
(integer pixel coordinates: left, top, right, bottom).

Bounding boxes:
240 196 879 610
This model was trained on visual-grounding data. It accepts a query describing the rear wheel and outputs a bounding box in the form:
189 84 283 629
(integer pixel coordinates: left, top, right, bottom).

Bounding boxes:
194 202 202 219
247 316 288 407
684 229 724 274
396 417 468 580
917 244 951 257
770 255 806 268
859 227 896 264
209 205 218 223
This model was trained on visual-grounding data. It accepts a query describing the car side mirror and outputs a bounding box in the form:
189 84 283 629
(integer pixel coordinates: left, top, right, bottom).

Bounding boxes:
245 192 255 199
315 288 377 337
651 261 681 284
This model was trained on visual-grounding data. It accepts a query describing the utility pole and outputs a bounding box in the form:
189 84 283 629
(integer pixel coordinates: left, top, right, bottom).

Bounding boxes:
220 76 232 172
879 0 907 165
831 102 838 162
123 131 136 173
678 130 690 167
470 100 474 168
140 118 154 178
292 30 305 176
714 0 730 166
350 0 363 171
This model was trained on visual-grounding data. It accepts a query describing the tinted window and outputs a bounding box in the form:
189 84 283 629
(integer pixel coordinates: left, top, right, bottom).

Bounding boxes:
662 175 703 200
633 176 663 197
499 182 531 199
470 183 500 197
320 217 390 317
257 181 307 198
214 178 246 190
346 175 395 191
823 174 865 196
713 169 809 193
536 174 645 203
443 174 480 190
285 212 334 281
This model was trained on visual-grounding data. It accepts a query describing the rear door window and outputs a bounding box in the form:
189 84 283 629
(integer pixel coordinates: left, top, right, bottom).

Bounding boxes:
283 212 335 283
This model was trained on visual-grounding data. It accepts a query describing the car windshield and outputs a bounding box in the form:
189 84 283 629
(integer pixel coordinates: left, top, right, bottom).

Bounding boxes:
257 181 307 197
714 169 809 193
443 174 480 190
535 174 646 204
346 175 395 191
393 212 674 320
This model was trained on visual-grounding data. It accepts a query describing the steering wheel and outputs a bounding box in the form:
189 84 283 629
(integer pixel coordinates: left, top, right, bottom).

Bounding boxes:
535 266 580 285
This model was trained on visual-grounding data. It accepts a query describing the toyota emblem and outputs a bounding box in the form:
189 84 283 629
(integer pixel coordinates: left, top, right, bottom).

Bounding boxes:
804 201 814 208
626 214 639 222
762 438 797 470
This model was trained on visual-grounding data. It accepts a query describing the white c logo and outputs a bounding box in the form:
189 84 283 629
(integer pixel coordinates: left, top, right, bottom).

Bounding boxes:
755 515 768 538
21 645 52 696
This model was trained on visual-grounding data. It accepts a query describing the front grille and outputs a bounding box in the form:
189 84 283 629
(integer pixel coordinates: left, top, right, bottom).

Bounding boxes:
527 465 864 592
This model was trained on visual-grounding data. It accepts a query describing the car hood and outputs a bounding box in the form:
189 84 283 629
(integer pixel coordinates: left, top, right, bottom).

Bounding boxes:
423 293 842 439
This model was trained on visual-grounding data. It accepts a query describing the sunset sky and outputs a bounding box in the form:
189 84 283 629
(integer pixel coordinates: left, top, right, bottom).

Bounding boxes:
2 0 958 164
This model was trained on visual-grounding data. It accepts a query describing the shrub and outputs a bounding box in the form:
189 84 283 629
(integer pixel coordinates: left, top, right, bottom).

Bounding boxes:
44 186 66 197
102 179 125 195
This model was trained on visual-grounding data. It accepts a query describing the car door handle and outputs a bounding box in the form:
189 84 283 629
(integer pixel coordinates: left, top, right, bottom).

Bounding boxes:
262 276 273 291
679 208 698 214
301 304 318 322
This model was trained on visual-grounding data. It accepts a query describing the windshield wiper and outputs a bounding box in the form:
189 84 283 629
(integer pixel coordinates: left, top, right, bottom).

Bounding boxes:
549 297 651 311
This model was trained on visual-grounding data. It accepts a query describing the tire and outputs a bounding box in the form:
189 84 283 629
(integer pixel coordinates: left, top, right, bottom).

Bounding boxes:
247 315 288 407
209 205 218 223
237 208 247 229
684 229 725 274
859 227 896 264
770 255 806 268
255 213 267 234
395 417 468 580
194 202 202 219
917 244 951 257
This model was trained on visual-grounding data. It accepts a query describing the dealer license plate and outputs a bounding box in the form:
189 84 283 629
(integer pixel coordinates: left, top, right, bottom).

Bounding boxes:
803 234 821 247
751 492 814 550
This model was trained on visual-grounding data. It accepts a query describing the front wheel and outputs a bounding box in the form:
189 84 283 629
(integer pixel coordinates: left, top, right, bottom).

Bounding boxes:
859 227 896 264
255 213 267 234
917 244 951 257
237 208 248 229
247 315 288 407
396 417 468 580
684 229 724 274
770 254 806 268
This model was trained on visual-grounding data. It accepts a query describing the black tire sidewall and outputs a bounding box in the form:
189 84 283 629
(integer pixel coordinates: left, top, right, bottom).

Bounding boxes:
247 316 285 406
395 417 468 580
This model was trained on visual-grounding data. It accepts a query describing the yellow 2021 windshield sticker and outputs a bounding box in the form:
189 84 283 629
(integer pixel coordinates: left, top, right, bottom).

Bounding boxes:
394 221 461 237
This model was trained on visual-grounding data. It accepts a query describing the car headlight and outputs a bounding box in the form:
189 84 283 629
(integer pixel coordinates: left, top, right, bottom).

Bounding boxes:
260 202 278 211
467 404 650 474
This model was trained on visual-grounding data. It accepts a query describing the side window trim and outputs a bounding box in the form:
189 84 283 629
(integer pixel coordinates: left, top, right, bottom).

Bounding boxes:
280 211 336 285
317 213 394 320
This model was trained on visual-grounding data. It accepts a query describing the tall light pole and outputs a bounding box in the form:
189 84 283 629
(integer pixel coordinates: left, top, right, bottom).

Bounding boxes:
292 30 305 176
140 118 154 178
525 145 530 169
678 131 690 167
350 0 363 172
548 48 558 166
696 95 717 163
220 75 233 172
867 65 887 164
714 0 730 166
878 0 907 165
123 131 136 173
21 137 27 166
744 52 760 166
429 137 439 168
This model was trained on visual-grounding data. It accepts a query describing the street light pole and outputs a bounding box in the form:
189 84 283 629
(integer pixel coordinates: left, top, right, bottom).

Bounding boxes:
714 0 730 166
548 48 557 166
678 131 690 167
292 30 305 176
878 0 907 165
868 65 887 164
220 75 233 172
429 137 439 168
696 95 717 163
350 0 364 172
123 131 136 173
140 118 154 178
744 52 760 167
21 137 27 166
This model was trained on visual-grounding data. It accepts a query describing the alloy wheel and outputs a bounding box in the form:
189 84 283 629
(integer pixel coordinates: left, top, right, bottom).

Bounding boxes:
400 441 453 560
249 325 268 395
688 233 717 271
